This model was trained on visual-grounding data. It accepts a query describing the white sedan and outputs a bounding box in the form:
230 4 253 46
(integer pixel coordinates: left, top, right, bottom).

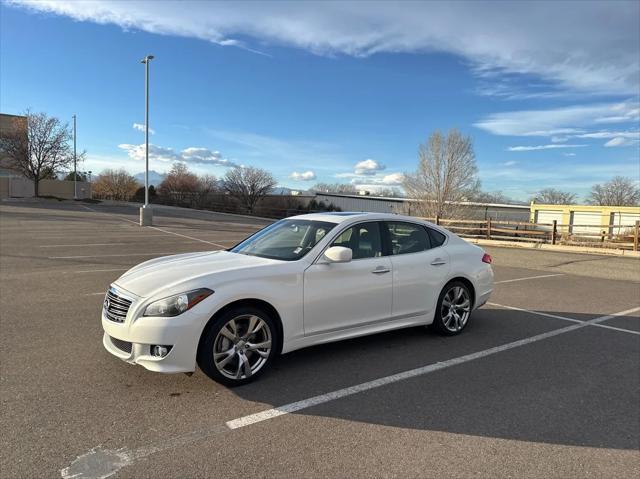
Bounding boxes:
102 212 493 386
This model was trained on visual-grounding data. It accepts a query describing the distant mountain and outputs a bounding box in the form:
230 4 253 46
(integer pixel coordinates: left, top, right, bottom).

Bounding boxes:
134 170 165 186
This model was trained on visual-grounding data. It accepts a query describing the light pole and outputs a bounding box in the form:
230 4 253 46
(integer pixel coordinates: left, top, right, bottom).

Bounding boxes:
72 114 77 199
140 54 154 226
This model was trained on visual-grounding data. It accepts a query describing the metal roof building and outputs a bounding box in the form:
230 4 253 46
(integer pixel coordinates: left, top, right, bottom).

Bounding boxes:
314 192 530 221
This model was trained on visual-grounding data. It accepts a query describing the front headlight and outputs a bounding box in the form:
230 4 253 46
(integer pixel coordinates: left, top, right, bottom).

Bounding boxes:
143 288 213 317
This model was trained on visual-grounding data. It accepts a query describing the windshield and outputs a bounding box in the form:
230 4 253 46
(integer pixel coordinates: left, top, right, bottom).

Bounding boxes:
231 219 337 261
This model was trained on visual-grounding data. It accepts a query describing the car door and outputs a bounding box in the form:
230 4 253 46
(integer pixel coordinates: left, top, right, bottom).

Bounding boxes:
303 221 393 336
384 221 450 319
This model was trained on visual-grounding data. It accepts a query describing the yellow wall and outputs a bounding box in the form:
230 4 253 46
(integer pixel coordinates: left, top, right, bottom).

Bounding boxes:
530 202 640 227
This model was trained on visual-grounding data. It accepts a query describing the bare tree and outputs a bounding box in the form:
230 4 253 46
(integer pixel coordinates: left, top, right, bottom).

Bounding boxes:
402 129 479 218
532 188 577 205
195 174 218 208
92 169 139 201
470 190 515 204
374 187 405 198
158 163 200 204
0 111 80 196
587 176 640 206
310 182 357 194
223 166 277 213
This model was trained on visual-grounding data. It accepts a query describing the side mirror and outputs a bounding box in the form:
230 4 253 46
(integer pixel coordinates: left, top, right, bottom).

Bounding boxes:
322 246 352 263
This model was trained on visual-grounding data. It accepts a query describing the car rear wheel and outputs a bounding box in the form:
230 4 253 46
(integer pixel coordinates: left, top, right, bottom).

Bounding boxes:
198 306 278 386
431 281 472 335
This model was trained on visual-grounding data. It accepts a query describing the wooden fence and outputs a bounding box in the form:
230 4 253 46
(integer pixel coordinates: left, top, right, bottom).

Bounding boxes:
423 216 640 251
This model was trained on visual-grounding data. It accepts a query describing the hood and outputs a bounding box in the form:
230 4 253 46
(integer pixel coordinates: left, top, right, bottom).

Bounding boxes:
114 250 276 298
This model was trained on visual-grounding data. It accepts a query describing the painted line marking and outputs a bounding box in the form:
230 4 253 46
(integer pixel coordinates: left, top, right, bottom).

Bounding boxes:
85 292 106 296
489 302 640 336
79 204 139 225
592 323 640 336
69 268 129 274
49 252 199 259
225 305 640 430
40 240 202 248
79 203 227 248
148 226 227 248
495 273 565 284
60 304 640 478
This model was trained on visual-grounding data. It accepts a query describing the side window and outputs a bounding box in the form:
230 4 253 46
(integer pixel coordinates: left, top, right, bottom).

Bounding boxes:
428 228 446 247
386 222 431 255
331 222 383 260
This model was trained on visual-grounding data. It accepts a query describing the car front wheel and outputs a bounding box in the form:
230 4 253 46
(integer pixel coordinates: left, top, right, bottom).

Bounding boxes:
197 306 278 386
431 281 473 335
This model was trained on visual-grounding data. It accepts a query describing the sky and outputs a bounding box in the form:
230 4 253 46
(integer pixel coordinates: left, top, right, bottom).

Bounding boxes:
1 0 639 201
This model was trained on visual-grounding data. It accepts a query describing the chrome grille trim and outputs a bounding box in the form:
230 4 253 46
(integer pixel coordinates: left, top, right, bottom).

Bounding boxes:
104 287 133 323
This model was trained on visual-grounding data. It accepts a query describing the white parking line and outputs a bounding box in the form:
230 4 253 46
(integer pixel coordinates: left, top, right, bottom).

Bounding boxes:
41 243 130 248
226 305 640 429
41 240 202 248
489 302 640 336
148 226 227 248
494 273 565 284
49 252 191 259
60 304 640 478
69 268 130 274
79 204 228 248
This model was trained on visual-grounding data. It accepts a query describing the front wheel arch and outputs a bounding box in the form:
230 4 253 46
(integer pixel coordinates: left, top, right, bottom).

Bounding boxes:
198 298 284 356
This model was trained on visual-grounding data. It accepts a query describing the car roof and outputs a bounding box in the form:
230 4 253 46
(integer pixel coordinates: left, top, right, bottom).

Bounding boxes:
288 211 432 225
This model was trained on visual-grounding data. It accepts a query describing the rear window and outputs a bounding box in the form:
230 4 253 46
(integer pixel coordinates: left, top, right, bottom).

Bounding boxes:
428 228 446 247
386 222 431 255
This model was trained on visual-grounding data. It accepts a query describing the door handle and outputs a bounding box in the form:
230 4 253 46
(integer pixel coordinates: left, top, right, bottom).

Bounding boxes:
372 267 390 274
430 258 447 266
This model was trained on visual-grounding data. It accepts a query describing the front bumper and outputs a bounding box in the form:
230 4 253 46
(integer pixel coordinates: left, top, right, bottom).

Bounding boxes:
102 306 207 374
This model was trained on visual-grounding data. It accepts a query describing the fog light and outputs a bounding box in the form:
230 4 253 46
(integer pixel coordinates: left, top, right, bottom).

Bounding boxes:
151 345 171 358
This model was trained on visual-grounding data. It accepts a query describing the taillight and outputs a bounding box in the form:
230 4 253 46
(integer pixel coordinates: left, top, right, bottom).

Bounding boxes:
482 253 492 264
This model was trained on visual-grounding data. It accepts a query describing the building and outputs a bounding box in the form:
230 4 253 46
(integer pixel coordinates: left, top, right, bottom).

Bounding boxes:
0 113 28 176
314 192 531 221
0 112 91 199
531 202 640 236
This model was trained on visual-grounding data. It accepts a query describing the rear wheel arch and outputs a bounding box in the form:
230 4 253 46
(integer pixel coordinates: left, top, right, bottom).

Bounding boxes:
445 276 476 309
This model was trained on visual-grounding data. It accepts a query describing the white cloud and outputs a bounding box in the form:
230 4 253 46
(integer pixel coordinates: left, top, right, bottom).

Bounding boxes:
118 143 238 167
380 173 404 185
8 0 639 95
604 137 640 147
507 144 587 152
563 153 576 157
354 159 385 175
503 160 517 166
350 172 404 187
132 122 155 134
289 170 316 181
575 131 640 139
475 102 639 137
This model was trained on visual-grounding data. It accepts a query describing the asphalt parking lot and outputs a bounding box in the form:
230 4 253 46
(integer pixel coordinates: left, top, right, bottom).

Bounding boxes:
1 200 639 478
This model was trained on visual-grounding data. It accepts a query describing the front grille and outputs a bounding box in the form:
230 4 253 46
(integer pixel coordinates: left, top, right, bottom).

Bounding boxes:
104 288 132 323
110 336 132 354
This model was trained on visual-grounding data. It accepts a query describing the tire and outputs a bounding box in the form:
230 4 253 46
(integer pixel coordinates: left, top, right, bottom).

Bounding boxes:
197 305 279 387
431 281 473 336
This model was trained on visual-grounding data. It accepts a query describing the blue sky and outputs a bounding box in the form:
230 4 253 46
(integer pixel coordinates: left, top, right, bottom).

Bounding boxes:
1 0 639 201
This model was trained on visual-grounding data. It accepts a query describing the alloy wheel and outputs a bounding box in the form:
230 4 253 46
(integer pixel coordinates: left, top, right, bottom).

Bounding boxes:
213 314 272 380
441 285 471 333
